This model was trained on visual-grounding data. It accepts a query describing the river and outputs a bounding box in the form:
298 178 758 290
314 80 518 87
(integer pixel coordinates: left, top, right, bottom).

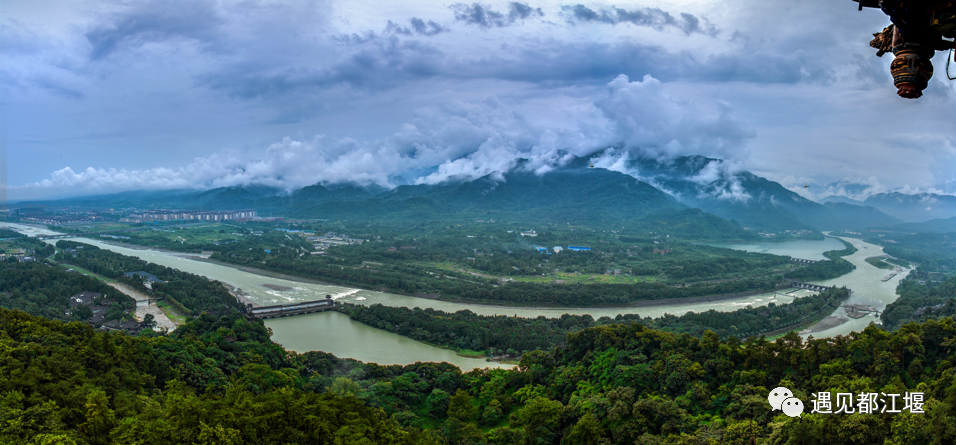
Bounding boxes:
3 223 907 365
709 235 911 338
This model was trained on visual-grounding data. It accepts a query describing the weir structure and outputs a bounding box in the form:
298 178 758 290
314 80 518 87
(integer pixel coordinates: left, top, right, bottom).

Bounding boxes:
249 295 335 319
788 281 833 292
790 257 819 265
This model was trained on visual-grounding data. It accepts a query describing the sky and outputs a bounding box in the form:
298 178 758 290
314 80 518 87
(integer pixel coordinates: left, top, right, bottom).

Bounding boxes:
2 0 955 202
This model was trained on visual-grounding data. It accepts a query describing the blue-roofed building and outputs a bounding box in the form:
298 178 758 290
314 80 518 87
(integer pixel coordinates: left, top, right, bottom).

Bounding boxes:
567 246 591 252
534 246 547 252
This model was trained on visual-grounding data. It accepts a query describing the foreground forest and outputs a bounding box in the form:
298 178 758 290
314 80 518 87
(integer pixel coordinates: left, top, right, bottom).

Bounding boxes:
3 303 956 444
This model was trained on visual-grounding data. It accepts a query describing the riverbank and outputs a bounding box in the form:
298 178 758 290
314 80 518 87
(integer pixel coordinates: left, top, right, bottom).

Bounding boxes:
196 254 809 311
330 306 521 363
69 237 810 308
45 251 180 332
108 282 180 331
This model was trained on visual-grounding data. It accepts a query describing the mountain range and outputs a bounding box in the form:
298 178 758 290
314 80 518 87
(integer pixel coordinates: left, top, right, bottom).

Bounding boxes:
861 192 956 223
23 153 936 236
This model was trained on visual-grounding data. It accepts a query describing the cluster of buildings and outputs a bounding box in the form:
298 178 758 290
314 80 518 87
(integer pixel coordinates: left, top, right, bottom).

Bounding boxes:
67 291 143 333
20 214 99 225
1 245 36 262
120 209 257 223
2 254 35 262
12 207 109 225
307 232 365 254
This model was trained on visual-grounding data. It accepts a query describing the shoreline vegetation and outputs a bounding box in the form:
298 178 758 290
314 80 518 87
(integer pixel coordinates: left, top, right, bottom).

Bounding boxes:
92 237 828 309
93 244 818 310
337 286 853 360
90 230 861 309
38 228 865 359
46 235 857 362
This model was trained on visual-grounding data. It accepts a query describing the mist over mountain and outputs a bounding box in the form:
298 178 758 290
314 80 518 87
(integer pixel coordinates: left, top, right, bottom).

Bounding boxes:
820 195 866 205
863 192 956 223
592 153 902 232
28 151 915 237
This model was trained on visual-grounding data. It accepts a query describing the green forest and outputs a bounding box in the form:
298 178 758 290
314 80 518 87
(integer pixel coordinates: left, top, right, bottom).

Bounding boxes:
84 221 836 307
341 286 850 354
4 300 956 444
781 239 857 281
1 226 955 444
53 240 244 316
0 228 56 260
0 261 135 323
862 232 956 274
882 276 956 331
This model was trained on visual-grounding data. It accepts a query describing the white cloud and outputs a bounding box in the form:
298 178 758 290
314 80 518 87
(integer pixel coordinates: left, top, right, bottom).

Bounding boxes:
16 73 756 198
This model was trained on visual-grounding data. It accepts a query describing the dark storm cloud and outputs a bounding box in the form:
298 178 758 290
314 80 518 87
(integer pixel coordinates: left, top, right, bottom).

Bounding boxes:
199 37 443 101
84 0 224 60
198 36 847 116
346 18 447 44
1 19 86 98
453 41 840 86
383 18 449 36
20 72 756 195
410 18 449 36
450 2 544 28
563 4 718 36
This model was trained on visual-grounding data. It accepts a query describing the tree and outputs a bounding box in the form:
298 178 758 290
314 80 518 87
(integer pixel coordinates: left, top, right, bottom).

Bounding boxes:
78 390 116 445
330 378 361 398
447 390 477 422
74 305 94 320
511 397 563 445
563 412 606 445
143 314 156 328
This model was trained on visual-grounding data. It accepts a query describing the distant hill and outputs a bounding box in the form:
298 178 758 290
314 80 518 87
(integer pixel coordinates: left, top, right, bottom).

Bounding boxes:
822 202 904 229
24 152 912 236
621 154 898 232
863 192 956 222
295 168 685 222
877 216 956 234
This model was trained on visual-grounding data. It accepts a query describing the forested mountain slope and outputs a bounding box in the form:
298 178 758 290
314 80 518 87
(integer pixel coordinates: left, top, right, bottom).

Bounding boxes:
3 303 955 444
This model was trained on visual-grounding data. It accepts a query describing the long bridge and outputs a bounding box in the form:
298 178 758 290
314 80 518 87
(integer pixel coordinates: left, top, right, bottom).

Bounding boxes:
249 296 335 319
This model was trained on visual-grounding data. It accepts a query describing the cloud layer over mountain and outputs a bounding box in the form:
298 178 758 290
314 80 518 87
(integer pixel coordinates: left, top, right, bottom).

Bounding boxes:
4 0 956 201
18 73 755 197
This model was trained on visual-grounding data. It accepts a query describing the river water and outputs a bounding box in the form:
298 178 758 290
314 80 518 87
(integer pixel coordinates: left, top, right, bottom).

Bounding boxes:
708 237 846 261
4 223 907 365
709 235 911 338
